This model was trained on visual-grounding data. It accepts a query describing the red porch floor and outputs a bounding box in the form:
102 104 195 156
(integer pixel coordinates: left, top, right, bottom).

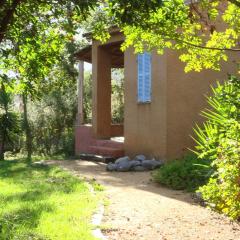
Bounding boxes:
75 125 124 158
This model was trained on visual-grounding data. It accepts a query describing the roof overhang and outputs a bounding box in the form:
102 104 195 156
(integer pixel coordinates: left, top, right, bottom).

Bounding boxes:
74 45 92 63
75 40 124 68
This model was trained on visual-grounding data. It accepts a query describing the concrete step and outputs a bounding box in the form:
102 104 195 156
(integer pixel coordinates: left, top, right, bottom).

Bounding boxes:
89 145 125 158
78 153 116 163
93 139 124 149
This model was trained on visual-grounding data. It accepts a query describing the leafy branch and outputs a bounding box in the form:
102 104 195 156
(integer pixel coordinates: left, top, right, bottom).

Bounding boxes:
0 0 23 43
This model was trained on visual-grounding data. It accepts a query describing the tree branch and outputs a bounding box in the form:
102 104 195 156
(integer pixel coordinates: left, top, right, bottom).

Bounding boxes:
0 0 23 43
175 38 240 51
0 0 7 6
228 0 240 7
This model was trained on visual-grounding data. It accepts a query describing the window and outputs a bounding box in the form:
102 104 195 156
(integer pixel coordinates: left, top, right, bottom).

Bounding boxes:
137 52 152 103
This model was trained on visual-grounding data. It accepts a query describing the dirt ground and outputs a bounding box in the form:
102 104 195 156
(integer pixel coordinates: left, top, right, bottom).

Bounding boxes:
48 160 240 240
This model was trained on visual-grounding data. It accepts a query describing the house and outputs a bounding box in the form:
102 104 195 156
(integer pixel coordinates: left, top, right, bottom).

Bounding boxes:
75 29 238 160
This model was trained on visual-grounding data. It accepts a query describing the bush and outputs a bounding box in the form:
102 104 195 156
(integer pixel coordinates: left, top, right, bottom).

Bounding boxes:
199 125 240 220
111 69 124 124
152 154 211 192
0 83 22 160
193 75 240 220
29 87 77 157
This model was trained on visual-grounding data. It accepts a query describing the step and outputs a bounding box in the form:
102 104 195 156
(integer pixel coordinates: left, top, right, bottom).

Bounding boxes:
94 139 124 149
78 153 116 164
89 145 125 158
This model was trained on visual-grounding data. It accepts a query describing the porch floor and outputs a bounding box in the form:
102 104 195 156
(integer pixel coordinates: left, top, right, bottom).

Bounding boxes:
111 136 124 143
75 125 125 158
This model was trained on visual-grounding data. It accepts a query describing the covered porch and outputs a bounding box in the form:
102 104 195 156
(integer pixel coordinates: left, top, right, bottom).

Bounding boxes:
75 38 125 158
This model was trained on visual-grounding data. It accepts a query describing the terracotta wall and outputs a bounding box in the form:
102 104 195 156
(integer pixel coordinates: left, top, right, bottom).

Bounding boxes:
92 43 112 138
111 124 124 137
92 33 124 139
124 47 238 160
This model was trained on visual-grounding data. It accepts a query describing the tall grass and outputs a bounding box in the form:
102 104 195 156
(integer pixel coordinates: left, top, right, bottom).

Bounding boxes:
0 160 102 240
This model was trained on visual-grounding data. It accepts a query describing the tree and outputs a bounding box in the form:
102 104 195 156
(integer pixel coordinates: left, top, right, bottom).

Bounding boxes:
0 0 83 160
87 1 240 72
0 0 97 43
3 16 65 161
0 0 99 98
0 79 20 160
28 44 78 157
1 1 240 93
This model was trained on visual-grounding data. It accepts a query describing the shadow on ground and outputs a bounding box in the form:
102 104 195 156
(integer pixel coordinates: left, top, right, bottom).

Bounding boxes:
47 159 195 205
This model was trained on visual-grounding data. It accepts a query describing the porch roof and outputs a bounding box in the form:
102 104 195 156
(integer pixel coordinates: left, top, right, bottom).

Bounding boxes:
75 45 92 63
75 41 124 68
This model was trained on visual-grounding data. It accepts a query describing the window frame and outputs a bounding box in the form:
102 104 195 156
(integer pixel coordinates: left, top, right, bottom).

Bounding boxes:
137 52 152 104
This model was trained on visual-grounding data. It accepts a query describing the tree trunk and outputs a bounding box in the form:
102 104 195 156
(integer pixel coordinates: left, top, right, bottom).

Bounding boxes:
0 83 8 161
0 0 23 43
22 93 32 162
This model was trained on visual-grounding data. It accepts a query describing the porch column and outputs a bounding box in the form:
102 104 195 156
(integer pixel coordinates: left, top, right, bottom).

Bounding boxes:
77 60 84 125
92 45 112 138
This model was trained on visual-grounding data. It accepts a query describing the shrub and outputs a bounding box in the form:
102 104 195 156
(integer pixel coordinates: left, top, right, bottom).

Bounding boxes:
193 75 240 220
111 69 124 124
198 121 240 220
152 154 211 192
0 83 22 160
192 75 240 161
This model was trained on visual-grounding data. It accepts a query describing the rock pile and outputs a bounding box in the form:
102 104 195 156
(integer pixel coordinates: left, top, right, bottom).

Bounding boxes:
106 155 164 172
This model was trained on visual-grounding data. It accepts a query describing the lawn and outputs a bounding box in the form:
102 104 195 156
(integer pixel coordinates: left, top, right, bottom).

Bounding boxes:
0 160 102 240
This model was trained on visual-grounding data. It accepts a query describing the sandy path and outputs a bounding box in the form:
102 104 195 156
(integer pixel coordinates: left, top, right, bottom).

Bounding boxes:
48 160 240 240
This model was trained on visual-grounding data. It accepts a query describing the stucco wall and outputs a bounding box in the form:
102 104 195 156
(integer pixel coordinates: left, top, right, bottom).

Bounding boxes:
124 47 238 160
124 49 168 159
166 50 238 160
92 33 124 139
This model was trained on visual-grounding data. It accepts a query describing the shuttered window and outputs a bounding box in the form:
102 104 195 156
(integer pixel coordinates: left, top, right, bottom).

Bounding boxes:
137 52 152 103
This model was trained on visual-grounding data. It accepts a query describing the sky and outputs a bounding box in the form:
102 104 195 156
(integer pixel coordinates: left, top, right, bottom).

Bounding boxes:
85 62 92 71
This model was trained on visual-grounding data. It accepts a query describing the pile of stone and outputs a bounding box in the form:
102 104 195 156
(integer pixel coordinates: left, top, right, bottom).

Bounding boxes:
106 155 164 172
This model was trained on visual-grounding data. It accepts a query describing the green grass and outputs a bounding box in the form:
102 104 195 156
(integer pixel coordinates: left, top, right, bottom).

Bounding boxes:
0 160 102 240
5 153 75 162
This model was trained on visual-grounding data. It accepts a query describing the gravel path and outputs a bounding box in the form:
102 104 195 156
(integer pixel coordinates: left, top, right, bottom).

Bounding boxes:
48 160 240 240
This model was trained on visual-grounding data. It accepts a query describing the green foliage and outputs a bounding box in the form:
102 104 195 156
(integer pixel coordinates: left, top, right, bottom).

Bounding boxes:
86 1 240 72
120 0 240 72
199 123 240 220
1 0 240 92
0 160 102 240
192 75 240 160
83 71 93 124
106 0 163 26
192 75 240 220
0 0 97 94
152 154 211 192
0 112 20 149
111 69 124 124
28 74 77 157
0 1 84 161
0 82 21 159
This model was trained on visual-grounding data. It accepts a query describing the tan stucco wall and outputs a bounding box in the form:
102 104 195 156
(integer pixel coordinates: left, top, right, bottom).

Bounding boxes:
166 50 238 160
124 49 168 159
124 47 238 160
